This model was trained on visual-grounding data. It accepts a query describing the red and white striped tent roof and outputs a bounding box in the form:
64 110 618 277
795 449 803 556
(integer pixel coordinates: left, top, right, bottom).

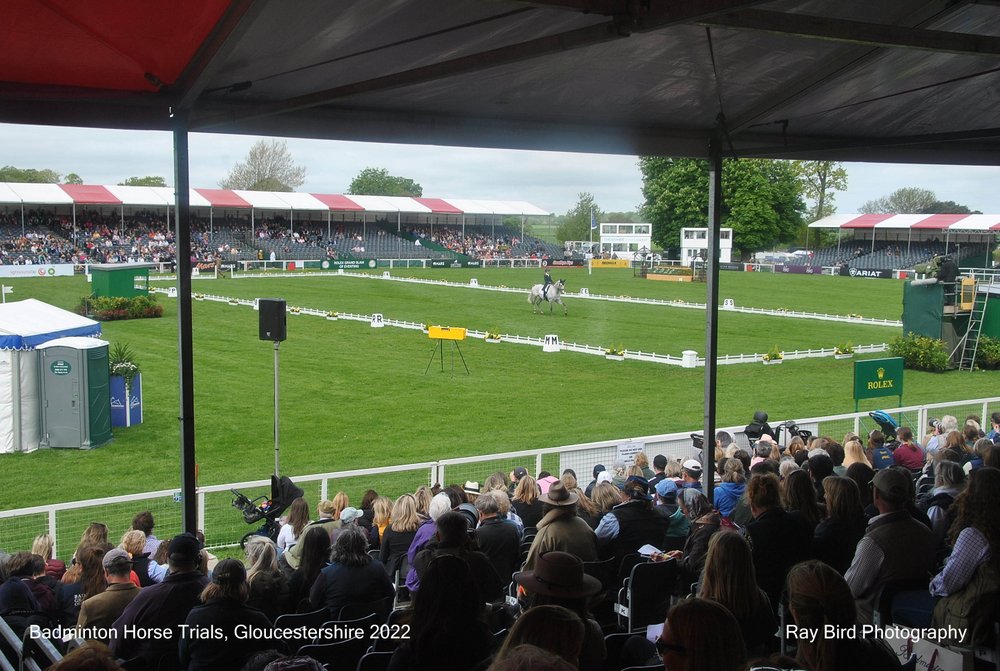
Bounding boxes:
0 182 551 216
809 213 1000 231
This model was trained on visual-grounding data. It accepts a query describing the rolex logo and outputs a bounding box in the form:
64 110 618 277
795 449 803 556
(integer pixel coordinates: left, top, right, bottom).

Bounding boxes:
877 367 885 379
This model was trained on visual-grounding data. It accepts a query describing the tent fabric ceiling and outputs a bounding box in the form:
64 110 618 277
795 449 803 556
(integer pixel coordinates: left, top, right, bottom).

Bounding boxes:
3 1 1000 164
809 213 1000 230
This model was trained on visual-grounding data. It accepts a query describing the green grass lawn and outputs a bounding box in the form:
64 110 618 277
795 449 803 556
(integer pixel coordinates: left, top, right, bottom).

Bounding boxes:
0 269 995 526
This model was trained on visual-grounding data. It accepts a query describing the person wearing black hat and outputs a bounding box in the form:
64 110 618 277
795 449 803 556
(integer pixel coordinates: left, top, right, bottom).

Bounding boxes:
514 552 606 671
584 464 606 498
594 476 670 570
180 558 273 671
110 533 210 671
523 482 597 572
844 468 937 624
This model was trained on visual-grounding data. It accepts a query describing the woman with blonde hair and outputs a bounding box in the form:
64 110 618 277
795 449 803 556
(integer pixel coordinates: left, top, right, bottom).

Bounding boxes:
413 485 433 517
698 531 775 656
634 452 654 480
243 535 288 621
120 528 161 586
330 491 350 520
276 497 311 553
589 482 622 526
380 494 421 577
786 435 806 461
370 495 393 548
786 560 900 671
513 475 544 528
842 439 871 469
32 533 65 580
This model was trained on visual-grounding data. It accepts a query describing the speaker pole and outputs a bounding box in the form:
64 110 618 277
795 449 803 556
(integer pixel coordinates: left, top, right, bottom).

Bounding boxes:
273 340 280 478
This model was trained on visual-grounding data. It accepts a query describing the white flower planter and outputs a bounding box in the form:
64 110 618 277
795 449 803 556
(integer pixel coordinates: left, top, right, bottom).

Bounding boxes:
485 337 502 343
762 358 783 365
834 353 854 360
605 354 625 361
326 315 339 321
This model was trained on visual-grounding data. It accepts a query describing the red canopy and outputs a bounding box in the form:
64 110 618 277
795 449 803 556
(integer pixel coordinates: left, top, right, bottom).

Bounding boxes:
59 184 121 204
193 189 251 208
310 194 365 211
414 198 463 214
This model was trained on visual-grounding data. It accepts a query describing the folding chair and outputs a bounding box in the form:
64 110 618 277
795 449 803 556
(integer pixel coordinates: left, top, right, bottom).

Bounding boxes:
614 559 677 632
273 607 331 653
356 651 393 671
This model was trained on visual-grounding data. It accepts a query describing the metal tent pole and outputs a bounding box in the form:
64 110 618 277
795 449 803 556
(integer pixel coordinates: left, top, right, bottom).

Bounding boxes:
702 133 723 504
173 111 197 534
273 341 281 477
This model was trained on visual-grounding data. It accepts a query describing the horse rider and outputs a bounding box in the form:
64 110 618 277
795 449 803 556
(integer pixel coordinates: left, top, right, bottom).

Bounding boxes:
542 268 554 300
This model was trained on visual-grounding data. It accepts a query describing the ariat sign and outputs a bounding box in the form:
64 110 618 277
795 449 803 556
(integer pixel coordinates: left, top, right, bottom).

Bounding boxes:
842 267 894 280
853 357 904 403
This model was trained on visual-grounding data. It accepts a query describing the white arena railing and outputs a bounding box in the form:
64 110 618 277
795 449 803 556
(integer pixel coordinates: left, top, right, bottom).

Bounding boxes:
2 397 997 559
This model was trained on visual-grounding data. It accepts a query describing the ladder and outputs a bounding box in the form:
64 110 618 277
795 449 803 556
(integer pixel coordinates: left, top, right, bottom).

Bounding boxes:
958 277 995 370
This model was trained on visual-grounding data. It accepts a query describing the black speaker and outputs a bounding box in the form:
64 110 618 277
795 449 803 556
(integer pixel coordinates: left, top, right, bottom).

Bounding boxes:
258 298 287 342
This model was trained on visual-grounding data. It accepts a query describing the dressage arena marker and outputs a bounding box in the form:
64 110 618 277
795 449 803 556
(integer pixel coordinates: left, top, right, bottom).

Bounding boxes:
580 288 590 296
543 335 561 352
149 280 891 366
383 271 391 278
723 298 735 309
470 278 479 287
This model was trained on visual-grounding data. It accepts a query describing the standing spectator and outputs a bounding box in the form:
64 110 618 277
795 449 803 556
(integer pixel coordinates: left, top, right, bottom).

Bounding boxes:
110 533 210 671
845 468 937 623
77 549 139 641
180 558 273 671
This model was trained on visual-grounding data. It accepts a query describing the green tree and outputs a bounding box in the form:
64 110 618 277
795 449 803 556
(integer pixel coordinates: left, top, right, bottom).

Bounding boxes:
119 176 167 187
860 187 936 214
220 139 306 191
347 167 423 197
556 192 602 243
603 211 642 223
639 157 805 258
0 165 61 183
919 200 981 214
793 160 847 222
64 173 83 185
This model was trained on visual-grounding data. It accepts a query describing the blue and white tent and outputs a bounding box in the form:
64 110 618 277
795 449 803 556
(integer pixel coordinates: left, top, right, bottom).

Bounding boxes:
0 299 101 453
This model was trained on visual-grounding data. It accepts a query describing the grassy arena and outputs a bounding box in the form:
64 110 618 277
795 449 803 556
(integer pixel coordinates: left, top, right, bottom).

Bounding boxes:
1 267 997 517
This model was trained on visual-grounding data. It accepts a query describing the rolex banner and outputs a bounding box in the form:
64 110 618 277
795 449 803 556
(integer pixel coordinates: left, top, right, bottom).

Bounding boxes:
853 358 904 403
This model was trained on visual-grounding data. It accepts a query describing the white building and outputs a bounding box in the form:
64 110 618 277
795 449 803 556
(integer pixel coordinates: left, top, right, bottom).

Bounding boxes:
680 227 733 263
599 222 653 258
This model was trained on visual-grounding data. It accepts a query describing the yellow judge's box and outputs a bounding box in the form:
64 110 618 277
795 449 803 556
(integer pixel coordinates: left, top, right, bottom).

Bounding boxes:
427 326 467 340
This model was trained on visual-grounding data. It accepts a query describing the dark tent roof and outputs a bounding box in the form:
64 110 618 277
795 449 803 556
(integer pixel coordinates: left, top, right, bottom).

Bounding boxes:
4 0 1000 164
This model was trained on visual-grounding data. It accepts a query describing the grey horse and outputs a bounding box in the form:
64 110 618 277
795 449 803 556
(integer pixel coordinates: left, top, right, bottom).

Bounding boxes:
528 279 567 315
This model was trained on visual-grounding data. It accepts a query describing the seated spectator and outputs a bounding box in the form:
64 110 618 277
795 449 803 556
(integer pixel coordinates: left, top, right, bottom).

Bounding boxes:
845 468 937 624
583 464 605 498
782 469 824 532
513 552 605 671
595 476 670 569
654 479 689 540
132 511 159 556
649 455 668 489
487 644 575 671
309 525 393 614
524 482 597 572
0 552 46 637
589 481 621 527
929 467 1000 646
415 512 503 602
47 642 122 671
119 529 159 587
25 554 58 621
845 462 875 513
32 534 65 581
842 439 871 470
405 492 452 593
806 453 834 502
282 499 340 571
512 475 544 528
713 460 746 519
369 495 393 549
746 473 812 611
666 490 721 590
276 497 310 553
244 536 288 622
286 527 330 612
655 598 747 671
680 459 703 490
57 544 108 627
698 532 776 657
77 549 139 641
965 437 994 474
111 533 210 670
812 476 866 575
788 560 901 670
495 605 585 668
892 427 925 471
388 554 493 671
474 490 520 584
918 460 965 546
180 558 273 671
634 452 655 480
379 494 421 578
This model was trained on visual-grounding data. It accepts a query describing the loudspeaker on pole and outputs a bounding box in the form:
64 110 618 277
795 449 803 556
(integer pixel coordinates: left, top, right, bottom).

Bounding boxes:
258 298 287 342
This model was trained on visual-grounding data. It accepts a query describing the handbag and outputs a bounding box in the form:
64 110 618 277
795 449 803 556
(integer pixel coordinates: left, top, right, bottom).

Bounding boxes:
931 560 1000 646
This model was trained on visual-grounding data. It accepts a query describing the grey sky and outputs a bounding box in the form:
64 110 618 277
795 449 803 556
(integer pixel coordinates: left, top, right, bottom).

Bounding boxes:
3 123 1000 216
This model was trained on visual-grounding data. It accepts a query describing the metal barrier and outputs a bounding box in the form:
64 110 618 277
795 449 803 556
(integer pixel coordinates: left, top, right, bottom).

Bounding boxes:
1 397 996 558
